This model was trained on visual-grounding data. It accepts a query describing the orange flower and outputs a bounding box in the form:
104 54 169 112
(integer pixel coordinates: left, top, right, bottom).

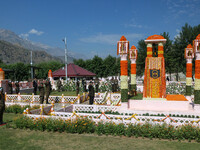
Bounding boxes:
195 60 200 79
120 60 128 76
131 64 136 74
186 63 192 77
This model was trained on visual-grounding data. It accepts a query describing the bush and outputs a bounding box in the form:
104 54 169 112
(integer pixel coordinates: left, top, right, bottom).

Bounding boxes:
5 105 40 114
11 116 200 142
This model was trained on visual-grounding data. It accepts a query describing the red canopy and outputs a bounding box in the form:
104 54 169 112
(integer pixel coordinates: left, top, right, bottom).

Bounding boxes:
52 63 96 77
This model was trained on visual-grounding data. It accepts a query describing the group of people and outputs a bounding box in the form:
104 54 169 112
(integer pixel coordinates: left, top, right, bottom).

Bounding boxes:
7 81 20 94
33 78 52 104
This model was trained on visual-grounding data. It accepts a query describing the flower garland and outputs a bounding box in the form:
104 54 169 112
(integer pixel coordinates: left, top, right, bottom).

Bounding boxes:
186 63 192 77
131 64 136 74
120 60 128 76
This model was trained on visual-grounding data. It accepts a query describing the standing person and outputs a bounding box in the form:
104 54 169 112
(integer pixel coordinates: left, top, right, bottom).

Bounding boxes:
0 87 5 125
57 79 62 92
76 79 79 95
33 78 38 95
114 77 119 92
15 81 20 94
45 78 51 104
8 81 13 94
88 81 95 105
94 77 99 93
111 77 115 93
38 81 45 104
82 78 87 92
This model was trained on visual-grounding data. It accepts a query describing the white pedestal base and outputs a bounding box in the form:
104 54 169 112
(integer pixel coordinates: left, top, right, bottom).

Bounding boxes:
128 100 192 112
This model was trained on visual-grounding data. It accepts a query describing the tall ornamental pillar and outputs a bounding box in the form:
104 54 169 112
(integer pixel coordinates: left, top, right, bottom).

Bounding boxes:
129 45 138 92
194 34 200 103
117 36 129 102
185 44 194 101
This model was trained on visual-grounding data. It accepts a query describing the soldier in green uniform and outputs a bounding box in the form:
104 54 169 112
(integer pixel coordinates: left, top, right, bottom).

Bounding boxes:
94 77 99 93
0 87 5 125
38 81 45 104
15 81 20 94
8 81 13 94
76 79 79 95
57 79 62 92
88 81 95 105
111 77 115 93
45 78 51 104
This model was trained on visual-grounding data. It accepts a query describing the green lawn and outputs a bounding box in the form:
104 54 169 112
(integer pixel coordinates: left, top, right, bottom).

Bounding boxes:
129 93 143 100
1 113 200 150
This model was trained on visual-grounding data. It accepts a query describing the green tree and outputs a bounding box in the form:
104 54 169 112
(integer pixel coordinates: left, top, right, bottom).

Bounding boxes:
36 61 64 79
136 39 147 76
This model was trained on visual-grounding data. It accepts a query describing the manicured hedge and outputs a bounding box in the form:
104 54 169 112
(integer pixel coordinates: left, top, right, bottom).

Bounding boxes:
8 116 200 142
5 105 40 114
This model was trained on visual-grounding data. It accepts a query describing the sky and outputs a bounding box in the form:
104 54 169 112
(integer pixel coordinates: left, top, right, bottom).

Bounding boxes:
0 0 200 59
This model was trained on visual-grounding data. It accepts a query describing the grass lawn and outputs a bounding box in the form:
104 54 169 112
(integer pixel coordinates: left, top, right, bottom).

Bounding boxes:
1 113 200 150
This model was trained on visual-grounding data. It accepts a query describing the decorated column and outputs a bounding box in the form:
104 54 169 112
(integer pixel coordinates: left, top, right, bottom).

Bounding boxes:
147 43 153 57
117 36 129 102
48 69 56 90
129 45 138 92
185 44 194 100
158 43 164 57
194 34 200 103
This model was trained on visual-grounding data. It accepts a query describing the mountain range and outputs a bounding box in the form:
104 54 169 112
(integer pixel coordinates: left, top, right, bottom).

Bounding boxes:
0 29 75 64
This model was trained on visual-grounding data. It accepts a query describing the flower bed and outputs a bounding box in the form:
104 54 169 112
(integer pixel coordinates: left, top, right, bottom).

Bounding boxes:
8 116 200 142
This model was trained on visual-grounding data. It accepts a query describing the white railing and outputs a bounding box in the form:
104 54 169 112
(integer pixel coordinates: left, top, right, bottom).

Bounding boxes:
26 111 200 127
73 104 120 112
5 93 80 104
94 92 121 106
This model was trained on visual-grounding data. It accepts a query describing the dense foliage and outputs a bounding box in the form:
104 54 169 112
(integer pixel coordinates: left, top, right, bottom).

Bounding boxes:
8 116 200 142
0 60 64 80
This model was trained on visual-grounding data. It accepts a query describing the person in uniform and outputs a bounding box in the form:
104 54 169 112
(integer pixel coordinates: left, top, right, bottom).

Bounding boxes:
88 81 95 105
0 87 5 125
8 81 13 94
94 77 99 93
114 77 118 92
57 79 62 92
111 77 115 93
33 78 38 95
76 79 79 95
45 78 51 104
38 81 45 104
82 78 87 92
15 81 20 94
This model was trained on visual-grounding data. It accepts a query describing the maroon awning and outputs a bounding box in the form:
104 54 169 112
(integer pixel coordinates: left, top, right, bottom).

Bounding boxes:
52 63 96 77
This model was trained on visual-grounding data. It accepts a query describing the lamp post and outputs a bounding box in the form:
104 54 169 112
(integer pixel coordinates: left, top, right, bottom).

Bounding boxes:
63 37 68 83
30 51 33 79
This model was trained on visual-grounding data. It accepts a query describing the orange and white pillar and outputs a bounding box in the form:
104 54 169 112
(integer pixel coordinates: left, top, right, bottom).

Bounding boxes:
117 36 129 102
185 44 194 101
129 45 137 92
194 34 200 103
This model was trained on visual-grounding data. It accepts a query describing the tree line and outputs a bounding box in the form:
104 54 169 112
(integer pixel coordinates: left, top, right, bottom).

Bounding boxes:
74 23 200 80
0 61 64 81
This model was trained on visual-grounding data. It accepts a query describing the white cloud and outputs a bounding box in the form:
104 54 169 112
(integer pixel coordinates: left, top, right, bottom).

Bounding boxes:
124 23 143 28
29 29 44 35
19 33 29 40
80 33 143 45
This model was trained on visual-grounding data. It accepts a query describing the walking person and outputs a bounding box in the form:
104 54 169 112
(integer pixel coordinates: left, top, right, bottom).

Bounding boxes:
0 87 5 125
45 78 51 104
38 81 45 104
88 81 95 105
